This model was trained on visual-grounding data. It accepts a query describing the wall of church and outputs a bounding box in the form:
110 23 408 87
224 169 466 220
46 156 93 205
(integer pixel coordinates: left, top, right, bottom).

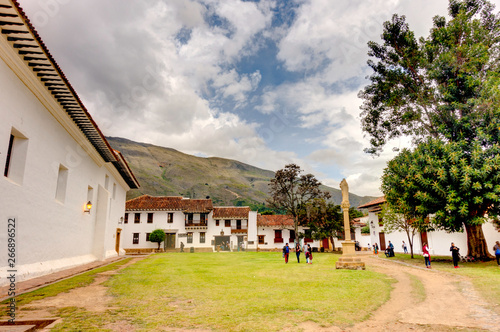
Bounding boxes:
0 57 129 285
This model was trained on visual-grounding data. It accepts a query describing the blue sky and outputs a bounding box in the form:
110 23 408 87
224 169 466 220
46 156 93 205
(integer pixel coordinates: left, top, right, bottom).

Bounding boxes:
19 0 500 197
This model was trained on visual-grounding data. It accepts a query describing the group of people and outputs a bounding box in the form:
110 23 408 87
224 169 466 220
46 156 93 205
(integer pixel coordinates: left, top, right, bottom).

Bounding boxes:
422 241 461 268
282 242 313 264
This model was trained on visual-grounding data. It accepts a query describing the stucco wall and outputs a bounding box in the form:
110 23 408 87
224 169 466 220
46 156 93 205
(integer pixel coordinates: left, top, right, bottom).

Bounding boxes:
0 57 129 284
366 209 500 256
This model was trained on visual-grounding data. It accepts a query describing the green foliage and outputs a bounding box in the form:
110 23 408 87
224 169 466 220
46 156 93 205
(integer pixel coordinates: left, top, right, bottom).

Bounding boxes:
267 164 331 243
359 0 500 155
360 225 370 234
365 0 500 259
382 138 500 258
149 229 166 249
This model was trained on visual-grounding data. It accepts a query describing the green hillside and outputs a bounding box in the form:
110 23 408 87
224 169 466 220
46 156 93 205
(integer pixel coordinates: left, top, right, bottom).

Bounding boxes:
107 137 377 209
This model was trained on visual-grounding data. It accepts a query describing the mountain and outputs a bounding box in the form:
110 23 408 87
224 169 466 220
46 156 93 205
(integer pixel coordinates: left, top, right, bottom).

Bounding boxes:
106 137 378 209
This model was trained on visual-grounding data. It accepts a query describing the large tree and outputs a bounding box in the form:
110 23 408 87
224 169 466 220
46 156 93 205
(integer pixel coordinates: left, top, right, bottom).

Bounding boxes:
382 138 500 259
379 203 433 259
267 164 331 244
359 0 500 155
299 199 343 249
361 0 500 259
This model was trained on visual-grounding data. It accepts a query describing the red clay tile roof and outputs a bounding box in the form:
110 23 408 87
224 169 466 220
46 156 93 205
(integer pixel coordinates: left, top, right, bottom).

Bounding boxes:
213 207 250 219
257 214 294 227
126 195 184 211
181 199 213 213
126 195 213 212
358 196 386 209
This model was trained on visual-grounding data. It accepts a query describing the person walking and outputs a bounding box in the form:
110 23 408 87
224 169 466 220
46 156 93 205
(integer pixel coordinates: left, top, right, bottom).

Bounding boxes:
450 242 460 268
494 241 500 266
295 243 301 263
373 243 379 255
307 244 313 264
402 241 408 254
422 242 431 268
284 243 290 263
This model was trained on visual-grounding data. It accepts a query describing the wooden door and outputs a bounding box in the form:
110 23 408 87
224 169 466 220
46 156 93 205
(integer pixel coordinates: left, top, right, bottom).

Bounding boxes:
165 233 176 249
379 233 386 250
115 228 121 254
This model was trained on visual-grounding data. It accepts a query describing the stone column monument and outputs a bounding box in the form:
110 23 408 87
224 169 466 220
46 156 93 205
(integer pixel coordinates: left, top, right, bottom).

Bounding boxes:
335 179 365 270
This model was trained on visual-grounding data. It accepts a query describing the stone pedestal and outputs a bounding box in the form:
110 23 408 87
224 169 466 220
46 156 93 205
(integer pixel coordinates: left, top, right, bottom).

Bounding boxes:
336 255 366 270
336 179 366 270
336 241 365 270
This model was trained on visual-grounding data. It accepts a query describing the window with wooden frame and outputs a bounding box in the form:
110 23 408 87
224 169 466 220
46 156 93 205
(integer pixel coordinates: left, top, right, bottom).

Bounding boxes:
146 233 151 241
167 213 173 223
200 232 205 243
147 213 153 223
134 213 140 223
124 213 128 224
225 220 231 227
133 233 139 244
258 235 265 244
187 232 193 244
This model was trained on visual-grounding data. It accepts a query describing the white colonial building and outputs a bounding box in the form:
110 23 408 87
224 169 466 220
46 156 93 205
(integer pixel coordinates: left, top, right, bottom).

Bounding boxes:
359 197 500 256
122 195 321 252
123 195 258 252
0 0 139 285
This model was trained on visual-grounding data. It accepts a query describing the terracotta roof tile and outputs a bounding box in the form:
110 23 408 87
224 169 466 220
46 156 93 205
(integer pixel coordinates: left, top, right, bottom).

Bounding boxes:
181 199 213 213
126 195 184 211
358 196 386 209
257 214 294 227
213 207 250 219
126 195 213 212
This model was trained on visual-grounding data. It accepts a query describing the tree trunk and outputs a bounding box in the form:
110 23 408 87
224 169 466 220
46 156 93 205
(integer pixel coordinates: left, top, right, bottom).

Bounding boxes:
295 215 299 244
464 224 494 260
329 235 335 251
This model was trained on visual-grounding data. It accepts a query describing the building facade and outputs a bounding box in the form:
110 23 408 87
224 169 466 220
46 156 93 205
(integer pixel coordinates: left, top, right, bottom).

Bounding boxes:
123 195 321 252
359 197 500 256
0 0 139 285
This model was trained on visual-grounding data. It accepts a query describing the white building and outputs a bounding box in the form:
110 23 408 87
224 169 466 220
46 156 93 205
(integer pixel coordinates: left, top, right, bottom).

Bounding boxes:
0 0 139 285
255 214 320 251
359 197 500 256
123 195 258 252
122 195 322 252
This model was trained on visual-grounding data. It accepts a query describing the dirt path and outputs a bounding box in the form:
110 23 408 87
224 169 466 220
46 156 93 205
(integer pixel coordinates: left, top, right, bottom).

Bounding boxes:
297 256 500 331
15 256 500 331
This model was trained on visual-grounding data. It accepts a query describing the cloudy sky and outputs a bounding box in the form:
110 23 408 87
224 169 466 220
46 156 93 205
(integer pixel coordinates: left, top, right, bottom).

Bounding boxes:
18 0 500 197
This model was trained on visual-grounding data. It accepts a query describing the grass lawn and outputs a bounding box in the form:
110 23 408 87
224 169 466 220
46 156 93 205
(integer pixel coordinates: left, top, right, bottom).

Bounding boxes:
48 252 393 331
380 253 500 314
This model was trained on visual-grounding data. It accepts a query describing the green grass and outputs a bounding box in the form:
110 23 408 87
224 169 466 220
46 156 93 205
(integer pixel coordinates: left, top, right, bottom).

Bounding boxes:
381 253 500 314
53 252 393 331
0 258 131 314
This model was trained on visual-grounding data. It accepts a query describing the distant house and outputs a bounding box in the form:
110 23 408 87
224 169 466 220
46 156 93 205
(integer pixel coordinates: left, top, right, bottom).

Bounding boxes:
0 0 139 285
255 214 320 251
123 195 258 252
359 197 499 256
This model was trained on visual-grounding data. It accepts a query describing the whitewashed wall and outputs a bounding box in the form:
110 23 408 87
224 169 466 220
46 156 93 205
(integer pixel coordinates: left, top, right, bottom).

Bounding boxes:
366 209 500 256
0 59 130 285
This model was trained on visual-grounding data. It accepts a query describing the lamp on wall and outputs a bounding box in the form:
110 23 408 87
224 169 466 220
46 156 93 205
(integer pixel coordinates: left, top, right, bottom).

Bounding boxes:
84 201 92 213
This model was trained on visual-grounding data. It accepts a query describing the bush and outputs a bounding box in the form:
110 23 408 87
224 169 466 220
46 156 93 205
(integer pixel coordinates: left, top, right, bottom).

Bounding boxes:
149 229 165 250
361 226 370 234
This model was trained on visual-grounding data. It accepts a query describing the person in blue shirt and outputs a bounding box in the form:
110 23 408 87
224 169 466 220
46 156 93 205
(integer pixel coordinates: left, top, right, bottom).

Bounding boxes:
283 243 290 263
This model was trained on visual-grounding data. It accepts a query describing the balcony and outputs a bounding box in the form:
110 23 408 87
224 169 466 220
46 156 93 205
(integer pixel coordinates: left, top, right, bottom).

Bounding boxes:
231 228 247 234
185 221 207 230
